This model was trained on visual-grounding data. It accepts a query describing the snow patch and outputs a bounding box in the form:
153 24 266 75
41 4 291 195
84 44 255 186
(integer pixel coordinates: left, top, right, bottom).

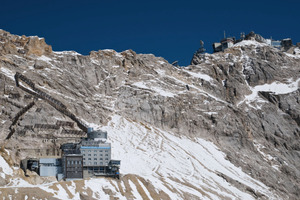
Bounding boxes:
238 78 300 107
132 82 175 97
54 51 81 56
37 55 52 62
234 40 268 48
0 67 15 80
0 155 13 177
183 69 214 83
157 61 166 65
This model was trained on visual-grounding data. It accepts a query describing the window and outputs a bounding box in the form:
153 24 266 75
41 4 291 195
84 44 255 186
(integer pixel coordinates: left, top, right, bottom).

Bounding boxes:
105 154 108 156
67 161 70 164
88 150 91 152
81 150 85 153
83 158 85 160
105 150 108 152
88 154 91 156
100 158 103 160
94 162 97 165
105 158 108 160
88 158 91 160
71 161 74 164
100 150 103 152
83 162 86 165
100 162 103 165
100 154 103 156
83 154 86 156
79 161 81 164
94 154 97 156
94 158 97 160
94 150 97 152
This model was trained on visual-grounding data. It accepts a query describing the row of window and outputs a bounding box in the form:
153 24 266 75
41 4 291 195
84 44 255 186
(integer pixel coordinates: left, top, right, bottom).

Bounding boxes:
83 162 109 165
67 160 82 165
83 158 108 160
81 150 109 153
83 154 109 157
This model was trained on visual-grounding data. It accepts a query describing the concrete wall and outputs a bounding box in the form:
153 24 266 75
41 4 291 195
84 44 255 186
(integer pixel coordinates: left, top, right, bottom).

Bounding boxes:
40 166 62 177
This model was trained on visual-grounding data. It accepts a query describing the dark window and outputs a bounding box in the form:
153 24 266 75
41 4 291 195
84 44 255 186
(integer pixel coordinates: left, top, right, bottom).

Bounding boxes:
105 158 108 160
88 158 91 160
88 154 91 156
105 154 108 156
100 158 103 160
83 158 85 160
94 162 97 165
94 158 97 160
94 154 97 156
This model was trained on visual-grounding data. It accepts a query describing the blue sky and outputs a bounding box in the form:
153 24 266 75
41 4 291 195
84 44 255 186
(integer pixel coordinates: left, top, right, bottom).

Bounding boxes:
1 0 299 65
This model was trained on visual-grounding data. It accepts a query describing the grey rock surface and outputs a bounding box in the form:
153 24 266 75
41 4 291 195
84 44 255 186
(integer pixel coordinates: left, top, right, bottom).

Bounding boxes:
0 30 300 199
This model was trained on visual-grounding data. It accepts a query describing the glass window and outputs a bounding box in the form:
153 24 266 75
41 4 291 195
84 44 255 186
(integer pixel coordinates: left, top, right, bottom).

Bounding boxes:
67 161 70 164
100 154 103 156
105 150 108 152
100 150 103 152
83 154 86 156
81 150 85 153
94 150 97 152
83 158 85 160
105 158 108 160
100 162 103 165
83 162 86 165
88 158 91 160
88 150 91 152
105 154 108 156
88 154 91 156
100 158 103 160
94 162 97 165
94 154 97 156
94 158 97 160
79 161 81 164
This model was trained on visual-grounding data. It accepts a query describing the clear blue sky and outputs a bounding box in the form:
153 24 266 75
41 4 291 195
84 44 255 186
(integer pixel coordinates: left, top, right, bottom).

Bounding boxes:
1 0 299 65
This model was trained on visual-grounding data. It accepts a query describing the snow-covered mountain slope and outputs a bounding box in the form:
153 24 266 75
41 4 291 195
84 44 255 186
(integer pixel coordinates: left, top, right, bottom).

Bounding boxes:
0 30 300 199
1 115 279 199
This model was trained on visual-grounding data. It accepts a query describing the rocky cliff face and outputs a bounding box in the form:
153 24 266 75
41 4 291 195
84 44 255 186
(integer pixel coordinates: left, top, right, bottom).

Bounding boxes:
0 30 300 199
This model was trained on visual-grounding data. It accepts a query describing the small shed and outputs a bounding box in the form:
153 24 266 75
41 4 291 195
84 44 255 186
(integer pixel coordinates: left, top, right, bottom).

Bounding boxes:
271 40 281 49
221 37 235 51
